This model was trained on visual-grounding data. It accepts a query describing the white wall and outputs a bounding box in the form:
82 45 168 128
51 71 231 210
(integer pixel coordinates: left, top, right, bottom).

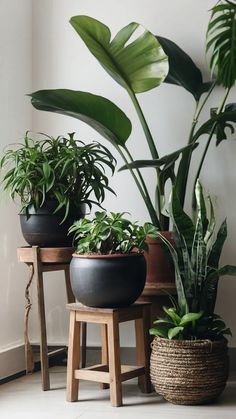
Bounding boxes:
1 0 236 379
0 0 33 377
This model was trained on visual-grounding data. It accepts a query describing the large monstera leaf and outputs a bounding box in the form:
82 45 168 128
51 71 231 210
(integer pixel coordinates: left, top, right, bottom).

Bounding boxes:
30 89 132 147
156 36 212 101
70 15 169 93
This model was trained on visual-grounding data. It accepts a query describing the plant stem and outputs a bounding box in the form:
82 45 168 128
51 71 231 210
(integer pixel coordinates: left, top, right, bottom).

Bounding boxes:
124 145 159 225
114 143 160 227
192 87 231 208
127 89 163 226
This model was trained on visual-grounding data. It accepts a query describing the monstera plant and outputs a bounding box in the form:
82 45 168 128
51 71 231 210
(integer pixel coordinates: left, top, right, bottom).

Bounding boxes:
29 1 236 230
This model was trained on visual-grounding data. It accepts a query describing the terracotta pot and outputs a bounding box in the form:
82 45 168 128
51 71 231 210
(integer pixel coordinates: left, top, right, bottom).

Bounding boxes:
144 231 175 284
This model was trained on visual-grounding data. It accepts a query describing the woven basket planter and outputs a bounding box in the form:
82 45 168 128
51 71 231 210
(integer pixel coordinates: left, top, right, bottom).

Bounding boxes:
150 336 229 405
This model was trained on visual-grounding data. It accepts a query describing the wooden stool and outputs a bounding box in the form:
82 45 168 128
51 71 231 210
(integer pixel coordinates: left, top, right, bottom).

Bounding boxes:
17 246 87 391
66 302 152 407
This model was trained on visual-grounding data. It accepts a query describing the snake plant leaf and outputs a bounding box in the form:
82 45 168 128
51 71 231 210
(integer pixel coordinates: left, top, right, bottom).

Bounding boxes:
70 15 169 94
169 188 195 250
156 36 212 101
192 105 236 145
207 1 236 88
195 180 208 236
208 219 227 269
202 264 236 314
30 89 132 147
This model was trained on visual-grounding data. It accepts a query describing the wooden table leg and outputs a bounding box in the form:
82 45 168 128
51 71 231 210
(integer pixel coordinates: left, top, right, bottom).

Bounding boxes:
24 264 35 373
101 323 109 389
64 266 87 368
107 313 122 407
135 305 152 393
33 246 50 391
66 310 81 402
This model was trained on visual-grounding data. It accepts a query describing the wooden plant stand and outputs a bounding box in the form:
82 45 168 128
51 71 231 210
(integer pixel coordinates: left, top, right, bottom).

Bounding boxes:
66 302 152 407
17 246 87 391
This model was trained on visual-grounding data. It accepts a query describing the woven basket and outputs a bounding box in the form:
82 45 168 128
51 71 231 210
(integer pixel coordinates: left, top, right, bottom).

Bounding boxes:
150 336 229 405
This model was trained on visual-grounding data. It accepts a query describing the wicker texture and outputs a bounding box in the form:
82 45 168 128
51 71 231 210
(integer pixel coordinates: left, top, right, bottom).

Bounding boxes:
150 337 229 405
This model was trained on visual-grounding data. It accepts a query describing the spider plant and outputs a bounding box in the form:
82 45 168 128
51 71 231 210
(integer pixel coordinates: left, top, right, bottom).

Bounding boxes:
0 132 116 221
29 1 236 229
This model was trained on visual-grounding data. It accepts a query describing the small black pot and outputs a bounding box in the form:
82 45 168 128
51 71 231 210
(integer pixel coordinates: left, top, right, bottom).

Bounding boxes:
70 253 146 308
20 200 85 247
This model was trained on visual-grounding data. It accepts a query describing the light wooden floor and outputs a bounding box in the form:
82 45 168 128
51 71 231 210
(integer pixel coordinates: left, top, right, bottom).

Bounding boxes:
0 367 235 419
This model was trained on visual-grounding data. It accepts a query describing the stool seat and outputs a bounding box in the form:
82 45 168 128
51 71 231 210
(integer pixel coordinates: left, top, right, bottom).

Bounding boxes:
66 302 152 407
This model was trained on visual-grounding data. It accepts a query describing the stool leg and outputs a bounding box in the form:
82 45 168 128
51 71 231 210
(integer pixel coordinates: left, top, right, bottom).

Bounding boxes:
33 246 50 391
135 305 152 393
64 267 87 368
107 313 122 407
101 324 109 389
67 311 81 402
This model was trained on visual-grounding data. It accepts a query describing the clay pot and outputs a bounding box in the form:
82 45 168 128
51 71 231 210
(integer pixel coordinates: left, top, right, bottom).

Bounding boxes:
144 231 175 284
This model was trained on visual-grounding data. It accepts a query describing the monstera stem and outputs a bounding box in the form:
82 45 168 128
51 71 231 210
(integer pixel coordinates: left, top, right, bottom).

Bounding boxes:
192 87 231 208
114 143 160 227
127 89 164 226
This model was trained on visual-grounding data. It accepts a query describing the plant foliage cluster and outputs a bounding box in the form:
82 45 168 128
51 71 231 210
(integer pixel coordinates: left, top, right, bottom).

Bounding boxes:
69 211 157 254
150 181 236 340
0 132 116 221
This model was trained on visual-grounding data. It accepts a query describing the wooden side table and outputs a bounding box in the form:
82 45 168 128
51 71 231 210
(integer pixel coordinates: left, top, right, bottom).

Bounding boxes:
17 246 86 391
66 302 152 407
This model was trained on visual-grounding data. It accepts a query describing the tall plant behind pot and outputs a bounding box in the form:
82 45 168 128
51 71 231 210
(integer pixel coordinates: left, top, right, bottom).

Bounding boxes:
149 181 236 405
69 212 158 308
28 2 236 282
0 132 116 246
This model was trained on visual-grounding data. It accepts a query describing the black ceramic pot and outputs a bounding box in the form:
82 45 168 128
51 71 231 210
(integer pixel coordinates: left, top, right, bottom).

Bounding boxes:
70 253 146 308
19 200 85 247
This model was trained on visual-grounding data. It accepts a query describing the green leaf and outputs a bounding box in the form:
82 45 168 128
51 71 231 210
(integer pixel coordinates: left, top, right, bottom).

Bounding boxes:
179 311 203 326
118 143 199 171
30 89 132 147
170 188 195 250
168 326 184 340
70 16 169 94
163 307 181 324
208 219 227 268
156 36 212 100
192 107 236 146
149 327 168 338
207 1 236 88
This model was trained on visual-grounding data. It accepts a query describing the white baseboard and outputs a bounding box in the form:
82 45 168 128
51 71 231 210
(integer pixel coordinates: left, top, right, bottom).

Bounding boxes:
0 345 25 380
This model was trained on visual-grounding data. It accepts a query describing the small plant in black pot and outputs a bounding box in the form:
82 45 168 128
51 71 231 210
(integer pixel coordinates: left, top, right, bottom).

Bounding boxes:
149 181 236 405
69 211 157 307
0 132 115 246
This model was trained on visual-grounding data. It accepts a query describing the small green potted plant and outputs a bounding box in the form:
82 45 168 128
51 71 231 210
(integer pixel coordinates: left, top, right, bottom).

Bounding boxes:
0 132 115 246
149 180 236 405
69 211 157 307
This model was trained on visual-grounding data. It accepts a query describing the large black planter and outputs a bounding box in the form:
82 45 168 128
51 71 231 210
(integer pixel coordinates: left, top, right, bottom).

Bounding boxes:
70 253 146 308
20 201 85 247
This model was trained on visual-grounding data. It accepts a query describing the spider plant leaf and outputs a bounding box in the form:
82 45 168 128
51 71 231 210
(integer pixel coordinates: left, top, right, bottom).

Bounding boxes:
156 35 212 100
30 90 132 147
70 15 169 94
